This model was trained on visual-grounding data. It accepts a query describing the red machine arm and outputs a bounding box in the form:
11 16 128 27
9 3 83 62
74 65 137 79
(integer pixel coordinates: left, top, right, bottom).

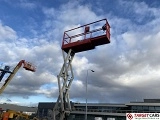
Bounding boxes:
0 60 36 94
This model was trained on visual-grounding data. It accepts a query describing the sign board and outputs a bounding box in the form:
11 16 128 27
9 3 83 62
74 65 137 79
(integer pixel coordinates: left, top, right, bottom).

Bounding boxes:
126 113 160 120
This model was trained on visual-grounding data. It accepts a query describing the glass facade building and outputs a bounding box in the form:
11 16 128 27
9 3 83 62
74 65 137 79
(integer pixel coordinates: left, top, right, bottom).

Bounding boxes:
37 99 160 120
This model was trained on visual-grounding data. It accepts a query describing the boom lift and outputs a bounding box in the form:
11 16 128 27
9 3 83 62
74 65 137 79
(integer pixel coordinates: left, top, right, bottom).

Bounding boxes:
53 18 111 120
0 60 36 94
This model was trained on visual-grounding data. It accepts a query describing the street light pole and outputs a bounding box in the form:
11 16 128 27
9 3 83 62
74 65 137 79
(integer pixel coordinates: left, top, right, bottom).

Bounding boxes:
85 69 94 120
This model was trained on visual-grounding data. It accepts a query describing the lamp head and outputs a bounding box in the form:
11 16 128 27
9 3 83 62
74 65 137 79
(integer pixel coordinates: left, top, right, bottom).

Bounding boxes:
91 70 94 72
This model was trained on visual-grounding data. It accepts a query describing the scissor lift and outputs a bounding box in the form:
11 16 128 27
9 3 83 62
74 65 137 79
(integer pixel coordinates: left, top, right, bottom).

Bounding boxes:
53 18 110 120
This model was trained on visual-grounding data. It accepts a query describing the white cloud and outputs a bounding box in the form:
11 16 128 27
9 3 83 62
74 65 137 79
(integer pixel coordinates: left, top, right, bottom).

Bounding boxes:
0 19 61 100
122 32 137 48
0 22 17 42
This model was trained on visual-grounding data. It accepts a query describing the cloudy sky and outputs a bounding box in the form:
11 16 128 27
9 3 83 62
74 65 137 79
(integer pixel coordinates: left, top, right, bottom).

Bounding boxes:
0 0 160 106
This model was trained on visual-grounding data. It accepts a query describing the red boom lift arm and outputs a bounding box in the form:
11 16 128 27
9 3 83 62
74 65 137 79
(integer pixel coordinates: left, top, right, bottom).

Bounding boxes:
0 60 36 94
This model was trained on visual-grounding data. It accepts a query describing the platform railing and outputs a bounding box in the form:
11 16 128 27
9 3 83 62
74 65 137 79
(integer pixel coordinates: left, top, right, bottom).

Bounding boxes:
62 19 110 46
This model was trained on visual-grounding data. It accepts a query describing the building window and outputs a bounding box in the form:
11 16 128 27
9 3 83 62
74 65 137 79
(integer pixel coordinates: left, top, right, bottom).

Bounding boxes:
143 106 149 112
149 106 155 111
137 106 143 112
155 106 160 111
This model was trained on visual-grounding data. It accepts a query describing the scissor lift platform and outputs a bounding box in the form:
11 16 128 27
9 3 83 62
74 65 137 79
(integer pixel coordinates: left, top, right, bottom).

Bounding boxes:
54 18 111 120
62 19 110 53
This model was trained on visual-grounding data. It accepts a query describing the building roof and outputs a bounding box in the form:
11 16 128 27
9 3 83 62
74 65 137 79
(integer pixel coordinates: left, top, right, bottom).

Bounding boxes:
37 99 160 109
126 102 160 106
0 103 37 112
126 99 160 106
144 99 160 103
74 103 127 107
38 102 55 109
